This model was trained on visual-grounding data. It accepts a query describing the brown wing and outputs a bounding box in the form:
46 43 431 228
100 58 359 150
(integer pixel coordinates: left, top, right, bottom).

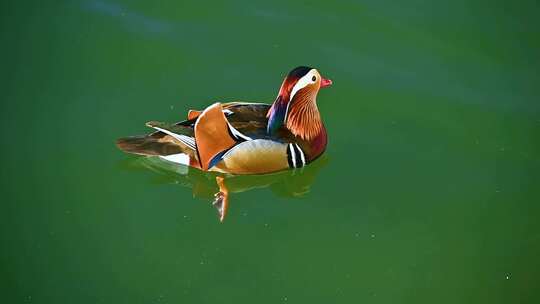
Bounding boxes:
225 103 270 138
177 102 270 138
116 102 267 157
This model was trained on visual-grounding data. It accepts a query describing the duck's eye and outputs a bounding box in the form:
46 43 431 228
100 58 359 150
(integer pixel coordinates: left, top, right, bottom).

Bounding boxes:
312 76 316 82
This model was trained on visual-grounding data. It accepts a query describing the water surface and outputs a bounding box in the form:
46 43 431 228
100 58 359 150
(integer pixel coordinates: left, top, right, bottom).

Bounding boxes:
1 0 539 303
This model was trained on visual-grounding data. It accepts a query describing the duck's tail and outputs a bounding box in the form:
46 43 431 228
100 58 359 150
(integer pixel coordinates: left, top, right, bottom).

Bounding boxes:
116 135 182 156
116 119 199 161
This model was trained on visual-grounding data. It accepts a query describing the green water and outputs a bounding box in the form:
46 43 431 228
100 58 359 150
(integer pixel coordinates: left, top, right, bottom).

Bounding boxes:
2 0 540 303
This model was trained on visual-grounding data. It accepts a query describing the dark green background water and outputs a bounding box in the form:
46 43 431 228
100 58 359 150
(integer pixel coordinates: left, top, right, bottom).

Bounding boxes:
2 0 539 303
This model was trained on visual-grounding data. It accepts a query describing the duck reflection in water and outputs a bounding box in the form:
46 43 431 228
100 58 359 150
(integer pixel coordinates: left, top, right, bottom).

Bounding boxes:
122 155 328 222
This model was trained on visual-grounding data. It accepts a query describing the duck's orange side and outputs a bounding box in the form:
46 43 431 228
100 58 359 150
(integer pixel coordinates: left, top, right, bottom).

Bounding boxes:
194 103 237 171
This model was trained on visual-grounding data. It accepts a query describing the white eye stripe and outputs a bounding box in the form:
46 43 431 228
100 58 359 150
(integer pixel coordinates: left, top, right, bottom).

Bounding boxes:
289 69 317 102
284 69 317 123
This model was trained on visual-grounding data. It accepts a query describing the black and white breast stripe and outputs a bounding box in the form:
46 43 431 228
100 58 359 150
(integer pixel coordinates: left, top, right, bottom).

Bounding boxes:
286 143 306 168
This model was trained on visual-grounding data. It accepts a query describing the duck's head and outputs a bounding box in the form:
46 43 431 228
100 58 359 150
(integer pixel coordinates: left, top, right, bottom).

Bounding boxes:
267 66 332 140
277 66 333 103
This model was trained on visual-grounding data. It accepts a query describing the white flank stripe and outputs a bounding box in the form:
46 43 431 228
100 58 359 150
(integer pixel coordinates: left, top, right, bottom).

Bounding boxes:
159 153 190 165
152 127 196 150
288 144 296 168
295 143 306 166
227 123 252 141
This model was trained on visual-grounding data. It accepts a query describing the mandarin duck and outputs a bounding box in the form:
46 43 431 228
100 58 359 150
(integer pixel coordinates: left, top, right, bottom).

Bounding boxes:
117 66 332 220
